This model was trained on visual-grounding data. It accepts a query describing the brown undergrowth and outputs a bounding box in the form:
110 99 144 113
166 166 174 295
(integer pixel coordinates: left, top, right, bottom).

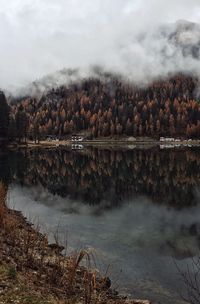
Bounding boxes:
0 182 150 304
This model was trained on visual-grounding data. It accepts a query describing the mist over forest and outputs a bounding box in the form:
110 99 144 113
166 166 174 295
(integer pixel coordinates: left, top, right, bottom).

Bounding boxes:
0 0 200 94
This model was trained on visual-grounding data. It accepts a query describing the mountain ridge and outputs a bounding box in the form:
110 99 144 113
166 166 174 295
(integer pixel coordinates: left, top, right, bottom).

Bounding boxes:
9 73 200 140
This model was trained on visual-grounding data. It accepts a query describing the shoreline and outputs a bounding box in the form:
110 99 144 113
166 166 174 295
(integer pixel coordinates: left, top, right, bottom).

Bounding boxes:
7 138 200 150
0 183 150 304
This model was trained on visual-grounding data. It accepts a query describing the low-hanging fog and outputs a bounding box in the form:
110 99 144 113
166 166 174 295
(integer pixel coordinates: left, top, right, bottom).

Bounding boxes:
1 0 200 93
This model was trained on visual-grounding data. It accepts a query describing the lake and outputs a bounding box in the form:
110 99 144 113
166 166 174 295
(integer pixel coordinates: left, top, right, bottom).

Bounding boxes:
1 146 200 304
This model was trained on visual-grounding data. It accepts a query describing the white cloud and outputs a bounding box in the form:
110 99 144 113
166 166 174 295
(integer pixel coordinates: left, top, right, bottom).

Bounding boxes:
0 0 200 92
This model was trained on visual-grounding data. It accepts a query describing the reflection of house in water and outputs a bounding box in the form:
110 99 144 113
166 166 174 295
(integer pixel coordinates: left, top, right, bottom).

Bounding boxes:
71 144 84 150
160 144 175 149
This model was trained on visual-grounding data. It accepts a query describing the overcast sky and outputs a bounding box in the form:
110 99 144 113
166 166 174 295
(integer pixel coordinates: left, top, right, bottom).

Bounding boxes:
0 0 200 92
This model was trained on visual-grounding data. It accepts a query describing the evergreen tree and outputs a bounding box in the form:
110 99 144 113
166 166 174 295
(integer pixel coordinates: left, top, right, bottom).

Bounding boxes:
8 116 17 141
0 91 9 142
15 105 28 143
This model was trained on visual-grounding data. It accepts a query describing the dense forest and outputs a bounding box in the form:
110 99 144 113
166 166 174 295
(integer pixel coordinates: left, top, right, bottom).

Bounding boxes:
0 91 10 144
1 73 200 142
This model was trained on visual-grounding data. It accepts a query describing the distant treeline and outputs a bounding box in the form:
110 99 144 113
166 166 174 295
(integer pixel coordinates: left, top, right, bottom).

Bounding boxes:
0 92 10 144
1 73 200 142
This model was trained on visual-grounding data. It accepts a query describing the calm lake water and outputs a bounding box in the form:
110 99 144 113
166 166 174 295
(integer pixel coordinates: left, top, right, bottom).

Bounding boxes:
1 146 200 304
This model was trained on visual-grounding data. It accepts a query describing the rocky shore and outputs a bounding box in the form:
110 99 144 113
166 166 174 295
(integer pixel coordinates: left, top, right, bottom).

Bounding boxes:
0 183 150 304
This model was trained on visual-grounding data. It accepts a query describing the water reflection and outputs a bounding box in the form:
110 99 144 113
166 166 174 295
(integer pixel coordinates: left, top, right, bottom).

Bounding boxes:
2 147 200 208
9 183 200 258
1 147 200 304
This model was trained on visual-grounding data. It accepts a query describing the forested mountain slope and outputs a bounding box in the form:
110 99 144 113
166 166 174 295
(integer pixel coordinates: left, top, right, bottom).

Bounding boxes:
10 74 200 139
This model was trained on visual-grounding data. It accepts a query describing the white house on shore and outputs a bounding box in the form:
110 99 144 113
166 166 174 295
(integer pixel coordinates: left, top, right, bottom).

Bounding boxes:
71 135 84 142
160 137 176 142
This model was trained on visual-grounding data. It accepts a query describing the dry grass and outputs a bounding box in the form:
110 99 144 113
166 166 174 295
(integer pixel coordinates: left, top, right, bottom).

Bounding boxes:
0 182 7 224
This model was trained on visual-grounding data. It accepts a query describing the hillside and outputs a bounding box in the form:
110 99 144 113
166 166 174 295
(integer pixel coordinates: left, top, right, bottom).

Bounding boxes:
10 74 200 141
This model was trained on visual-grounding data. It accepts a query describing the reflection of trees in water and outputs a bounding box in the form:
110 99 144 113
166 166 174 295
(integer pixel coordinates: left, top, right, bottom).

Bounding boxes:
6 147 200 208
2 148 200 259
0 152 13 186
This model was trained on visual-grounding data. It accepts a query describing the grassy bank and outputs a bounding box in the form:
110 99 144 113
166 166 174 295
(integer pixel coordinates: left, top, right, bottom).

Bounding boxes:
0 183 150 304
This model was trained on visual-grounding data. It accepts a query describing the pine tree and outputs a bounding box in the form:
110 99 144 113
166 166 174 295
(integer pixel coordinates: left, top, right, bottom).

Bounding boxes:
15 105 28 143
0 91 9 142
